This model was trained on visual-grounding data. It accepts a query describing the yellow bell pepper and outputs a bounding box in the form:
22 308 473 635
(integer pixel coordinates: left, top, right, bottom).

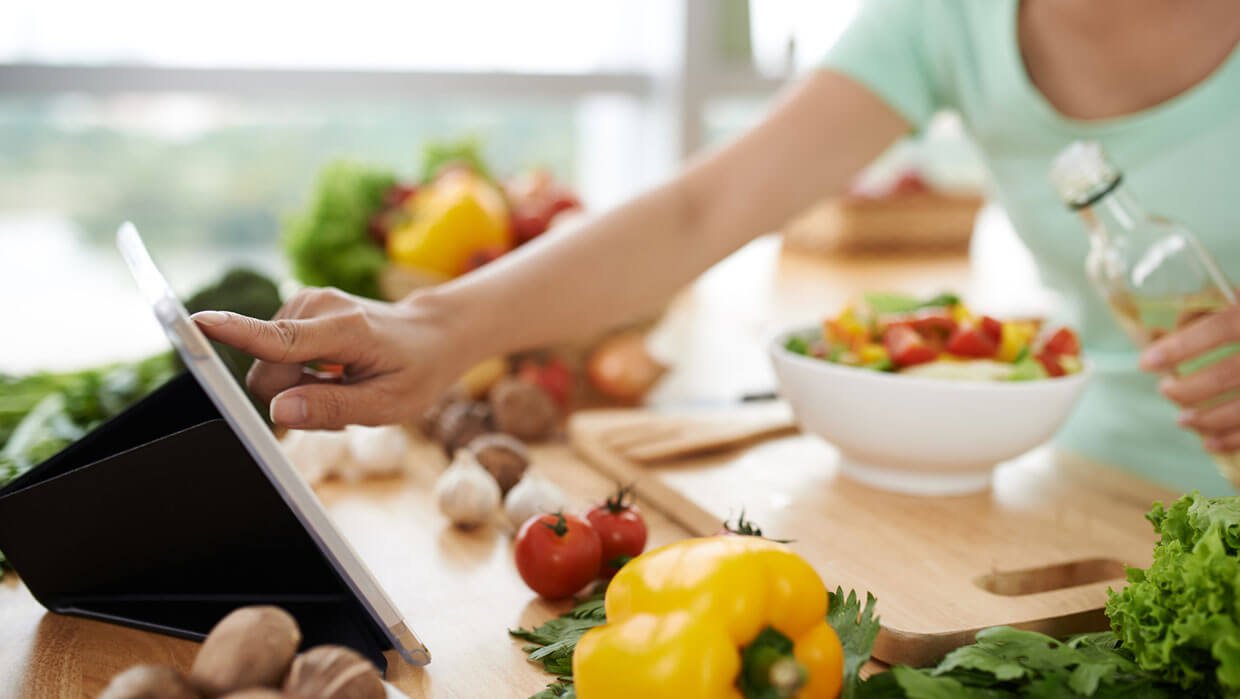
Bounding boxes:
387 170 512 277
857 343 888 365
997 321 1038 362
573 536 844 699
824 307 866 349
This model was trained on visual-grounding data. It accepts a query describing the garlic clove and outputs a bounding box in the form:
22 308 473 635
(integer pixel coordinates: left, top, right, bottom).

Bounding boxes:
346 425 410 477
281 429 348 484
434 448 502 528
503 474 569 529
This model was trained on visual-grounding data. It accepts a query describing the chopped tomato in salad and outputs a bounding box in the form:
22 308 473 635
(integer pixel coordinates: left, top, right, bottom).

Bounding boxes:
785 292 1084 381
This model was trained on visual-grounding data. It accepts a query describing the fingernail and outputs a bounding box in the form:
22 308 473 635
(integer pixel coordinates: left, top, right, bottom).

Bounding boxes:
193 311 231 326
1158 377 1176 395
1205 436 1224 452
271 395 307 425
1178 409 1197 426
1140 348 1164 369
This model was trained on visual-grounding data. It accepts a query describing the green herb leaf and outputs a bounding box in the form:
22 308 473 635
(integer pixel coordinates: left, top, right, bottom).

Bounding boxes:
510 594 608 679
785 336 811 356
529 681 576 699
862 292 960 315
828 587 881 699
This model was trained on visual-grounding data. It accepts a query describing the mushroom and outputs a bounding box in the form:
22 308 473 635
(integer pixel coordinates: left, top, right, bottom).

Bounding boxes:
190 606 301 697
489 378 558 441
467 432 530 495
436 400 493 455
98 665 199 699
284 645 385 699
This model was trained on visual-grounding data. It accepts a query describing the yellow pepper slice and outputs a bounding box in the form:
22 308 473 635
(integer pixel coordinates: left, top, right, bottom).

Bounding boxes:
574 536 843 699
997 321 1038 362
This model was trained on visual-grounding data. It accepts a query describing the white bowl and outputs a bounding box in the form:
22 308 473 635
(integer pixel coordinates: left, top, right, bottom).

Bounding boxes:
769 326 1092 496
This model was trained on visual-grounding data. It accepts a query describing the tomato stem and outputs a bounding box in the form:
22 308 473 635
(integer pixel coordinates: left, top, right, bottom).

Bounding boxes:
723 510 794 544
604 483 636 514
540 512 570 537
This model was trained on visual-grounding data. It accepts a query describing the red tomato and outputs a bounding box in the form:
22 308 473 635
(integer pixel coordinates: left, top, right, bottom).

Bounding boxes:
889 171 931 196
980 316 1003 345
586 332 667 402
881 310 957 340
514 513 602 599
884 325 938 368
1043 328 1081 357
518 357 573 408
946 324 999 358
585 486 648 577
1036 350 1067 378
461 246 506 274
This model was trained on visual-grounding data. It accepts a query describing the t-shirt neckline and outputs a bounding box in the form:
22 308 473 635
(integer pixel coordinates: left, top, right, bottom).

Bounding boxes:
1005 0 1240 135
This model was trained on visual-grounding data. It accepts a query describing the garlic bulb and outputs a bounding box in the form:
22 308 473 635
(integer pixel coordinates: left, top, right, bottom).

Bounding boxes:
344 425 409 479
281 430 349 485
503 474 568 528
434 449 501 528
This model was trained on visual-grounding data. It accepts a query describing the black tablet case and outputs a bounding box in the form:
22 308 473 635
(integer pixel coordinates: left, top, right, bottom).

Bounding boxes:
0 372 393 671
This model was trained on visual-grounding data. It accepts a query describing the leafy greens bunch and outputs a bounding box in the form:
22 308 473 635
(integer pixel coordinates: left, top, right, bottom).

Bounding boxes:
1106 492 1240 695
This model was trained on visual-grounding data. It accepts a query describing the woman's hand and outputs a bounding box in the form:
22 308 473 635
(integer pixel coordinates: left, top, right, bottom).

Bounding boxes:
1140 305 1240 452
192 287 474 430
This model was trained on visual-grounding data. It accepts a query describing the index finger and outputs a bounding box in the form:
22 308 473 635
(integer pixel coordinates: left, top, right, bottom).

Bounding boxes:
191 310 355 365
1140 308 1240 371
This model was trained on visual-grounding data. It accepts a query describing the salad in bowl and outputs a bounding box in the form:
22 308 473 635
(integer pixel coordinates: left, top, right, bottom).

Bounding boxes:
783 291 1083 382
771 292 1091 495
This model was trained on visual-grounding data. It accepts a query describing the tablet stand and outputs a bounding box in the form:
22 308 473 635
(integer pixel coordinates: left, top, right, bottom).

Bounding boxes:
0 372 392 671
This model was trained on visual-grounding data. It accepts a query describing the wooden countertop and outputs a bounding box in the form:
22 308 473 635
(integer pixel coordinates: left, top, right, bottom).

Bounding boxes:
0 237 1012 697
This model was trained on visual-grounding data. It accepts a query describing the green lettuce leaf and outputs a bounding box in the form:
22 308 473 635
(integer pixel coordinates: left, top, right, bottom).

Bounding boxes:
1106 492 1240 695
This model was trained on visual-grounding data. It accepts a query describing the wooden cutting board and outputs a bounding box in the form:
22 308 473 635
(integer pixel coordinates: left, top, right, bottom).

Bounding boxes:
568 403 1176 666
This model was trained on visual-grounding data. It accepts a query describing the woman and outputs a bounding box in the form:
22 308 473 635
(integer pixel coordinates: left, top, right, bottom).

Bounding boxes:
194 0 1240 494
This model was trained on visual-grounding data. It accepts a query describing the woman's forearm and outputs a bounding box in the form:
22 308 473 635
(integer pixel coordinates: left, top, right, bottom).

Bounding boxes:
192 71 910 429
428 70 910 364
429 179 723 359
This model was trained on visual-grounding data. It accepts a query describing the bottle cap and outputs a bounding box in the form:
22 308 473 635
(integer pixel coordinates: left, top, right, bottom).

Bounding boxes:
1049 141 1122 209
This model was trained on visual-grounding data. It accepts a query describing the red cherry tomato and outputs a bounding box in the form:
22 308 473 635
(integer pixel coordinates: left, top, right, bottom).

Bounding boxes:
518 357 574 409
884 325 938 368
880 310 958 346
585 486 648 577
980 316 1003 345
1036 350 1067 378
1042 327 1081 357
514 513 602 599
946 324 999 358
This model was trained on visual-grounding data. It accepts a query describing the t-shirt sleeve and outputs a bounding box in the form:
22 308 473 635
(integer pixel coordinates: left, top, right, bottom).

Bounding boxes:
822 0 945 132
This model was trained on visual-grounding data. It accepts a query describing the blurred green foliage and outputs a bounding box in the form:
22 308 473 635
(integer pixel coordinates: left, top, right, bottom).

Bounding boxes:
0 96 576 253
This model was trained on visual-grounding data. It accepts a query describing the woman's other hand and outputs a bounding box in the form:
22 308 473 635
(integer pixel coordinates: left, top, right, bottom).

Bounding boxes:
1141 304 1240 451
192 287 472 430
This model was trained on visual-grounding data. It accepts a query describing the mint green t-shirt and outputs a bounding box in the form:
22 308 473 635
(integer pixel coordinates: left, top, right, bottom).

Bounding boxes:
825 0 1240 495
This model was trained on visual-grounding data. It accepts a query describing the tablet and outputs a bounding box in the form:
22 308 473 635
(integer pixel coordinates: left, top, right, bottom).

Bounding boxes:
117 222 431 667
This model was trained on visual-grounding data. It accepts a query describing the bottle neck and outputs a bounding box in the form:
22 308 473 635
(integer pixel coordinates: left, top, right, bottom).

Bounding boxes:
1075 180 1146 240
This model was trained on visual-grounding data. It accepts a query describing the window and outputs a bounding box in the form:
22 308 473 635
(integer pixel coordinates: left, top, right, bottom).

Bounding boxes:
1 0 873 371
